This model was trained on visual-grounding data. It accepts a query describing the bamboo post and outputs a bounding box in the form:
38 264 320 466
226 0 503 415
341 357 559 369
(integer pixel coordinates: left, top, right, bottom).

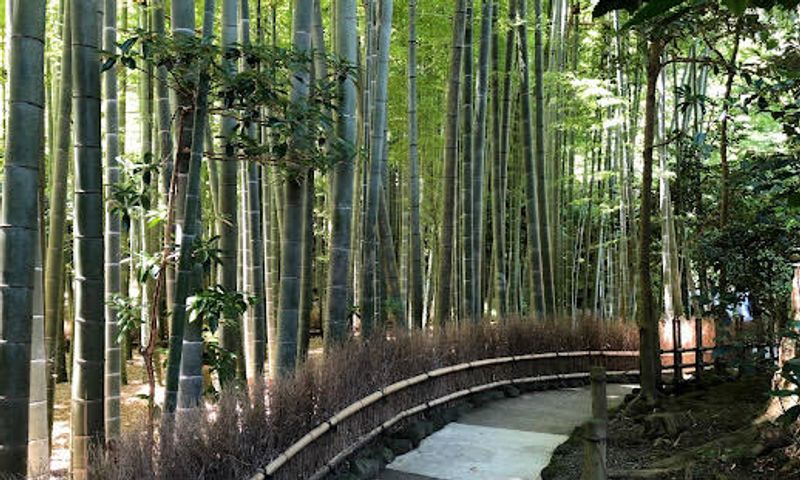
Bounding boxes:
590 366 607 423
582 419 607 480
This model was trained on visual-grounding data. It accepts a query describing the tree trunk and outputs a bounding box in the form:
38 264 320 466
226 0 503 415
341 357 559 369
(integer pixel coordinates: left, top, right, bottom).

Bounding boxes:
638 39 664 404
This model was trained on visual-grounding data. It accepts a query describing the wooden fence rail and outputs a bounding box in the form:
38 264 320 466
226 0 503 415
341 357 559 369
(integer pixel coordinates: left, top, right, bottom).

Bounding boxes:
250 350 640 480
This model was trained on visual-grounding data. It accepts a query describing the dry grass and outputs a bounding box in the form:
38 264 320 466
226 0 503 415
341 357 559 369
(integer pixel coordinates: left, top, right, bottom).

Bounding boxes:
91 318 638 480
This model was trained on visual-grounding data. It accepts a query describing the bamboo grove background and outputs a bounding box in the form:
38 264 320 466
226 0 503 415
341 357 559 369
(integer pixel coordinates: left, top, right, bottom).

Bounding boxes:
0 0 799 478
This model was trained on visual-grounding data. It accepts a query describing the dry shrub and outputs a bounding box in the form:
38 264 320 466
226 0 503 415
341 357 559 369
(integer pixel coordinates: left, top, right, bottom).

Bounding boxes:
92 317 638 480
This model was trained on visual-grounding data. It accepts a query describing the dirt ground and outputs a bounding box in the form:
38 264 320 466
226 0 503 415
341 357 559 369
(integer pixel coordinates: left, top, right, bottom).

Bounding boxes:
49 336 324 478
51 357 160 478
542 373 800 479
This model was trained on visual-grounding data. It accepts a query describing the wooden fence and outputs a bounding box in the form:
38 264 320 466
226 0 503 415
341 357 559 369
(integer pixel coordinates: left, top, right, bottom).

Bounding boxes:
249 350 640 480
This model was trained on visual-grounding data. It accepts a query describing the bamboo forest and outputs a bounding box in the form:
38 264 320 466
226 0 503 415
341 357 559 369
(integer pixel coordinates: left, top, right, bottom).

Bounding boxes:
3 0 800 478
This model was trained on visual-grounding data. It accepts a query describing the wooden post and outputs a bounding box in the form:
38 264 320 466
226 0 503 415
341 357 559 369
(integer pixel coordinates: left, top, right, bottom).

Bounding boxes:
673 316 682 384
584 366 608 479
582 419 607 480
694 316 703 379
590 366 607 422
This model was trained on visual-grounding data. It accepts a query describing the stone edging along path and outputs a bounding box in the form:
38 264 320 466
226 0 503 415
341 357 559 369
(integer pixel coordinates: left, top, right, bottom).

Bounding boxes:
339 374 639 480
250 350 639 480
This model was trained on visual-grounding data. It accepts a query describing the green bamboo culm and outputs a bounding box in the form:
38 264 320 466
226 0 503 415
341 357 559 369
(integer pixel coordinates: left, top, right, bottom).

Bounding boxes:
70 0 106 477
406 0 424 329
103 0 122 440
153 0 173 224
44 0 73 440
175 0 216 412
360 0 393 335
240 0 267 380
277 0 313 376
166 0 197 316
434 0 467 325
217 0 240 378
0 2 45 475
493 0 516 319
471 0 493 321
516 0 550 319
165 0 208 416
324 0 358 345
461 0 475 323
29 221 49 479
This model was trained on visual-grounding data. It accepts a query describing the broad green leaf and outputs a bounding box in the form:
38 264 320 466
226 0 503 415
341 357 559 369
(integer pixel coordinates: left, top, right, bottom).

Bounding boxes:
769 389 797 397
623 0 688 29
724 0 748 14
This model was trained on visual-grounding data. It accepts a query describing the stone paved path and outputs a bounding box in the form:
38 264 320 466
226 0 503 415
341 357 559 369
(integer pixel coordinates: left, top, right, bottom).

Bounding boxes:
378 384 636 480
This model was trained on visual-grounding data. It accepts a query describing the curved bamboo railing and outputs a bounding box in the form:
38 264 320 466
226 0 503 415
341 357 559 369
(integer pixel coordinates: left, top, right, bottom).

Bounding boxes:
249 350 639 480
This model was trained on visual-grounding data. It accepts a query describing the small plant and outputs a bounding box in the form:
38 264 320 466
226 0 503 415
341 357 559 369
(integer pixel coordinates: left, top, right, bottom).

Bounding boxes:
187 285 251 386
108 294 142 345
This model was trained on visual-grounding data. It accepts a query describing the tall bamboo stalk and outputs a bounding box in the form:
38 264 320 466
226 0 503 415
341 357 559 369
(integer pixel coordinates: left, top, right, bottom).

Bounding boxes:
516 0 547 317
472 0 493 320
239 0 267 380
461 0 475 322
324 0 358 343
44 0 72 438
163 0 198 414
277 0 314 376
70 0 105 476
29 224 48 479
360 0 393 335
171 0 216 413
493 0 515 318
218 0 240 372
407 0 423 328
434 0 467 325
103 0 122 440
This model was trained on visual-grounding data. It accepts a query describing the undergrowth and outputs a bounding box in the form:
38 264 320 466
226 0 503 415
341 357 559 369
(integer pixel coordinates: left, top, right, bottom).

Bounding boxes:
91 318 638 479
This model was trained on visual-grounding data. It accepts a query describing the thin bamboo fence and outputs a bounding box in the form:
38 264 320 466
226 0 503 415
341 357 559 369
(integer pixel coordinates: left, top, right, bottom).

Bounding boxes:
250 350 639 480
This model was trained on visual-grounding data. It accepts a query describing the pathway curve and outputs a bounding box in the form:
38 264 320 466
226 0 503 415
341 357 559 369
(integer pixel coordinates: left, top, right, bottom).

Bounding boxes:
378 384 636 480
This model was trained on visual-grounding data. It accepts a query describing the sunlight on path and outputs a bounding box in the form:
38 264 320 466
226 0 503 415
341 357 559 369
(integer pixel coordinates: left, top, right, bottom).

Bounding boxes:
381 384 636 480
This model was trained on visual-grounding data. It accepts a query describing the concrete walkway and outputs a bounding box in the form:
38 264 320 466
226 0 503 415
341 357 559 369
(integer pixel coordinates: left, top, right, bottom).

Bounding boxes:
379 384 636 480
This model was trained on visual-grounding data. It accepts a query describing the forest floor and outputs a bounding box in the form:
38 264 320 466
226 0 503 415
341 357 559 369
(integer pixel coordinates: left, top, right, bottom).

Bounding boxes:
49 336 325 478
50 357 163 477
542 372 800 479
